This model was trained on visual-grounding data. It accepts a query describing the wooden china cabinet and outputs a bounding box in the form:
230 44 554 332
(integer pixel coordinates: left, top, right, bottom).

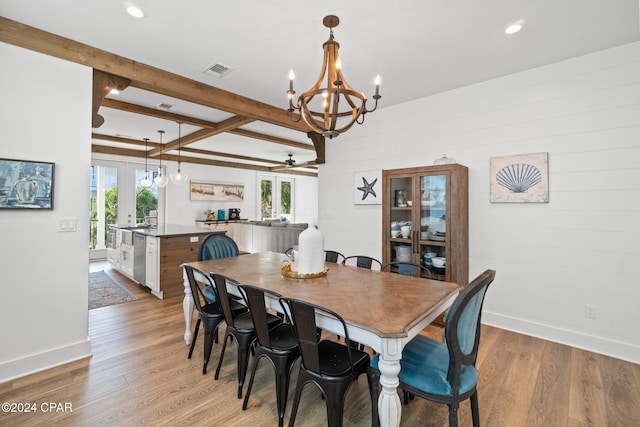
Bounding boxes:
382 164 469 287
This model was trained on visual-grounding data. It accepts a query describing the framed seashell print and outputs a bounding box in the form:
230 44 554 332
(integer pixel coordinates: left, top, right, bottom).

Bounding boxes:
490 152 548 203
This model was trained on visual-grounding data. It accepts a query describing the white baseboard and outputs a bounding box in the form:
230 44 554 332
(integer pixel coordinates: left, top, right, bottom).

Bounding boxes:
0 338 92 383
482 311 640 365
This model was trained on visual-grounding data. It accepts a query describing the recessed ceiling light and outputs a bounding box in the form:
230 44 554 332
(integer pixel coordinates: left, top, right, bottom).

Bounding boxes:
124 2 146 19
505 20 525 35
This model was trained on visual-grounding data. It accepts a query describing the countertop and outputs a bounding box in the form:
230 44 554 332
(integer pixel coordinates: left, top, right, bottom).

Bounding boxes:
116 224 224 238
195 219 249 224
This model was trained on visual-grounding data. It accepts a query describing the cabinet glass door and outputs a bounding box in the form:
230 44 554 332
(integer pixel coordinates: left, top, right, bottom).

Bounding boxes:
419 174 447 278
388 175 415 264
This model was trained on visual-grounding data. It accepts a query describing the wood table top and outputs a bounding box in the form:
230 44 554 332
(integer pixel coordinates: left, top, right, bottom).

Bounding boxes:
184 251 460 338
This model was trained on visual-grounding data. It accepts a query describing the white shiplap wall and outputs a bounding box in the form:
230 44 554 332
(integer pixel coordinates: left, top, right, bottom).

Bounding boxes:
318 42 640 363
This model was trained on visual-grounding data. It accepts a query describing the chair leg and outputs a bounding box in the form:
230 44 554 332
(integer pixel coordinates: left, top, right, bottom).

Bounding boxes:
242 353 262 410
288 371 305 427
448 403 459 427
235 334 255 398
273 353 298 427
470 391 480 427
323 380 351 427
369 369 380 427
214 331 231 380
188 318 201 359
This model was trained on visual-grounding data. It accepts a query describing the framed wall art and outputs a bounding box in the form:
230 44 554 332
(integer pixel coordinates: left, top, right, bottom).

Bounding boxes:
353 170 382 205
0 158 54 209
190 180 244 201
490 152 549 203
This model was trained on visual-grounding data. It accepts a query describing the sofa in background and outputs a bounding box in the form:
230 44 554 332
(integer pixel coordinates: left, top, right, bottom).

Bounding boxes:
197 220 307 254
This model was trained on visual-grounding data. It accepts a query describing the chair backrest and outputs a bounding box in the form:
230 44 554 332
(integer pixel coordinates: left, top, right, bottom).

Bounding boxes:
342 255 382 271
283 297 359 377
382 262 432 278
239 284 284 349
444 269 496 386
197 234 239 261
210 273 240 327
324 250 345 264
183 264 215 315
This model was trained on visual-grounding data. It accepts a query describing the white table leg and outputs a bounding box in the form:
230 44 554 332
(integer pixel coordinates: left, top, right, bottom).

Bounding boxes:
377 355 402 427
182 268 194 345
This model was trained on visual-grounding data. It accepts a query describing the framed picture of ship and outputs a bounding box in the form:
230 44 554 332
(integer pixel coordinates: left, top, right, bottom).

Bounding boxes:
190 180 244 201
0 158 55 210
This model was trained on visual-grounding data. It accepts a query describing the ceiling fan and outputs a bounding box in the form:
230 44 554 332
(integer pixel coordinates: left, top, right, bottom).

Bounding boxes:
285 153 296 168
271 153 315 172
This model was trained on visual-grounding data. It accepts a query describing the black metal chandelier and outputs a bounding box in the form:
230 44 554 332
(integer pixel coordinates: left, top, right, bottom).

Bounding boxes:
287 15 381 139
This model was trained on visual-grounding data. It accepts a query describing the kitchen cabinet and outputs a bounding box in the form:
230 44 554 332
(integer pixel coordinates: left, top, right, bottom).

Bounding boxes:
120 242 134 279
145 236 159 296
382 164 468 287
109 224 220 299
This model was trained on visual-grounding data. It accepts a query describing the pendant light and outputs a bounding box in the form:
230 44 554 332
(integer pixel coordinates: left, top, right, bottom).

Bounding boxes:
170 122 188 185
153 130 169 188
139 137 153 188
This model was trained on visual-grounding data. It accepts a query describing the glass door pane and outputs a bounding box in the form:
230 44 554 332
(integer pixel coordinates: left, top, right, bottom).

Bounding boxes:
389 175 414 263
420 174 447 276
260 178 274 219
90 164 118 253
135 168 158 225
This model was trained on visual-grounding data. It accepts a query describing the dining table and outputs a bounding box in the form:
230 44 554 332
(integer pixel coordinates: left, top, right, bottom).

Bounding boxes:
181 251 460 427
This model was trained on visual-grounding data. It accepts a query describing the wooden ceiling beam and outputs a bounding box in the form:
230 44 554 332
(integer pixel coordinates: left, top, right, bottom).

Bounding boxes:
148 116 255 156
0 17 309 133
91 133 314 167
101 98 220 128
101 98 315 152
92 70 130 128
91 144 317 177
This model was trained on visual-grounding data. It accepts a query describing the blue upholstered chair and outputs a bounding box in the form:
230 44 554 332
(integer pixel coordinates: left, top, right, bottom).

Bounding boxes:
382 261 432 278
198 233 239 261
197 234 240 302
370 269 496 427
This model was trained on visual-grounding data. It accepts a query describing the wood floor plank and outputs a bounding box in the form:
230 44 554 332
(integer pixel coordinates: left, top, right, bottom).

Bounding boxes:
1 261 638 427
568 346 607 426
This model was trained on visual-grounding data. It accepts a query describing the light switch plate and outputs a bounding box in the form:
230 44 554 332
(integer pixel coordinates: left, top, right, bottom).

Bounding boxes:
59 217 77 232
190 236 199 243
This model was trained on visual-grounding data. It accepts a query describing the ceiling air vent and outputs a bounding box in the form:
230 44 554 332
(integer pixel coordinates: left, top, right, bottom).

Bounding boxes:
156 102 174 110
202 62 233 78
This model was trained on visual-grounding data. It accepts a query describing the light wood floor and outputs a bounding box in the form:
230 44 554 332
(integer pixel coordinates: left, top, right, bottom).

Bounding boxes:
1 261 639 426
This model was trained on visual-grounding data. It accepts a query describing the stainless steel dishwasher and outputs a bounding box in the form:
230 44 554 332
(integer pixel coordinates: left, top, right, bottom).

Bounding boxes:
133 232 146 285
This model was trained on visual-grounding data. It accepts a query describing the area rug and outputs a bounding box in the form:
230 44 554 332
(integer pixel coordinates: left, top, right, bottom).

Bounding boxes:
89 270 138 309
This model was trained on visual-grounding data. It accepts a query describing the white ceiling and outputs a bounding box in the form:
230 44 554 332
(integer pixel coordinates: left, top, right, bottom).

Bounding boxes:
2 0 639 166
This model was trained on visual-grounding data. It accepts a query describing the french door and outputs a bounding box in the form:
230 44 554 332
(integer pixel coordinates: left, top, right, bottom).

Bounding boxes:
258 175 294 221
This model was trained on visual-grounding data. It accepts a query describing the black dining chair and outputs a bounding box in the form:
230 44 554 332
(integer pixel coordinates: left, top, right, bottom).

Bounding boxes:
324 250 346 264
283 297 376 427
369 269 496 427
382 261 432 278
342 255 382 271
183 265 247 375
211 273 282 398
239 285 300 427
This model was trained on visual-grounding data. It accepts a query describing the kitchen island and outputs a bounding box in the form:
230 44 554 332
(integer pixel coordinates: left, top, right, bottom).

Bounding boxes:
109 224 223 299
